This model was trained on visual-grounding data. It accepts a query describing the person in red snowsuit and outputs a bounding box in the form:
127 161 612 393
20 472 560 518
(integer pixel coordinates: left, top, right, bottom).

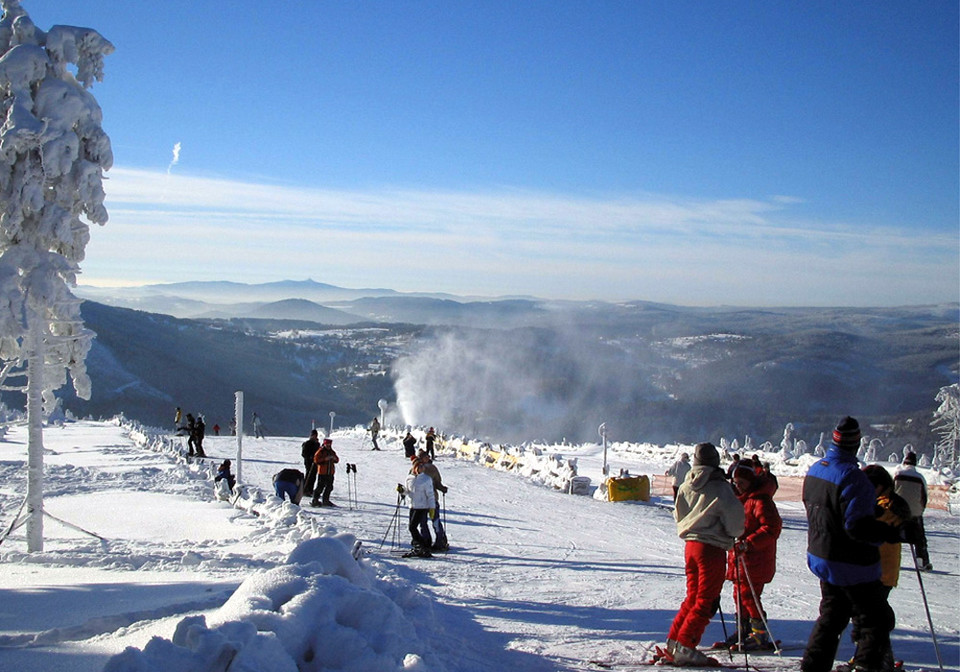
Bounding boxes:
724 460 782 651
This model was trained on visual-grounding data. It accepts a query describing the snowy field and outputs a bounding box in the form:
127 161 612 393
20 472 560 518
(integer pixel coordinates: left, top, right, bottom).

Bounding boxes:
0 419 957 672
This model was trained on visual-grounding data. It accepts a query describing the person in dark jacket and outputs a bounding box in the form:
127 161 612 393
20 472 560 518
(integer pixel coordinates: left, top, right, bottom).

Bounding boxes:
215 459 236 491
311 438 340 507
724 460 782 651
402 430 418 459
663 442 745 667
893 452 931 571
300 429 320 496
370 417 381 450
853 465 913 671
273 468 304 504
800 416 902 672
193 415 206 457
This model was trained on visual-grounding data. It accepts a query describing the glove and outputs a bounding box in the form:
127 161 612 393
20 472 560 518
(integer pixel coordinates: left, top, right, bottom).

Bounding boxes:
396 484 405 494
428 509 436 520
735 539 751 553
439 485 449 494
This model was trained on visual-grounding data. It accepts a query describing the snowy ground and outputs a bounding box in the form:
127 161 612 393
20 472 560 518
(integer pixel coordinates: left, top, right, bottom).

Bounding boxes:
0 420 957 672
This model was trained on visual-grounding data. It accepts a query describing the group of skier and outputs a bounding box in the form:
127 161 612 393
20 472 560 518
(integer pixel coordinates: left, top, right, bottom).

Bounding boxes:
175 407 206 458
659 416 932 672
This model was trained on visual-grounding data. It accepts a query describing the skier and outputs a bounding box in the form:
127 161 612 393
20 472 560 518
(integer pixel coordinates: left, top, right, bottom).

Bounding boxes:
723 459 782 652
661 442 745 667
800 416 902 672
252 412 265 439
370 417 381 450
273 468 304 504
425 427 437 460
417 450 449 551
184 413 198 456
400 456 436 557
300 429 320 497
311 438 340 507
665 452 691 502
193 415 206 457
174 406 182 431
402 430 418 459
851 465 913 671
893 452 931 571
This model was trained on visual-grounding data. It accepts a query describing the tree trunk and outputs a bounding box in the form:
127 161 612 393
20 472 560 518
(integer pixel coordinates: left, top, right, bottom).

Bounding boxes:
26 322 45 552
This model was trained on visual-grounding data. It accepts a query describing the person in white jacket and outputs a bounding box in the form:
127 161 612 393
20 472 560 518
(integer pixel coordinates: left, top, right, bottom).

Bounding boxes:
894 452 931 570
665 453 691 502
403 457 437 557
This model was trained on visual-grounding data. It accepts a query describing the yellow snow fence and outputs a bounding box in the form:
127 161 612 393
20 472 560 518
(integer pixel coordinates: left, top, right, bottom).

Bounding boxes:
606 475 650 502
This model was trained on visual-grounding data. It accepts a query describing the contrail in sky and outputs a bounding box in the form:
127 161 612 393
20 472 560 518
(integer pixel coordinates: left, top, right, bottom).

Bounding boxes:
166 142 181 174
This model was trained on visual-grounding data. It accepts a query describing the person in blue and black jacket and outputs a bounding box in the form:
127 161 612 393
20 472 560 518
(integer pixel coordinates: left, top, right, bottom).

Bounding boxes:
801 416 904 672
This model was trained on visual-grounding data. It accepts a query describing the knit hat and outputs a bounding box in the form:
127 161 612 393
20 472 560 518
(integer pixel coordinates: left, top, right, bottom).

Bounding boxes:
734 461 758 485
832 416 861 452
693 442 720 468
903 452 917 466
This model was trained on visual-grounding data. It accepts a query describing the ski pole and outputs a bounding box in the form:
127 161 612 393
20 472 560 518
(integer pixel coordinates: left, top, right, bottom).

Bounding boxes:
737 550 781 654
379 493 401 550
910 543 944 672
733 547 746 665
716 600 730 649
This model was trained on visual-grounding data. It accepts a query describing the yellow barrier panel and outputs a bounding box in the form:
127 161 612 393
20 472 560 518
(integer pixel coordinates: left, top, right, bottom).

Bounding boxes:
606 475 650 502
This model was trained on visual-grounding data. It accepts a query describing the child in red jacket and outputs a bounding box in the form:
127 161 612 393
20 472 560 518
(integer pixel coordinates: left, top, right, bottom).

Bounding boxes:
725 460 782 651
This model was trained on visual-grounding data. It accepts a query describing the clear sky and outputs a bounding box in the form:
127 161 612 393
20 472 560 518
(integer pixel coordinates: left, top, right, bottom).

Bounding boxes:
23 1 960 306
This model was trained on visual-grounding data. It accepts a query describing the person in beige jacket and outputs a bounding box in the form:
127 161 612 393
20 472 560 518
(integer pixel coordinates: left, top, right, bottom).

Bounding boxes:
662 442 745 667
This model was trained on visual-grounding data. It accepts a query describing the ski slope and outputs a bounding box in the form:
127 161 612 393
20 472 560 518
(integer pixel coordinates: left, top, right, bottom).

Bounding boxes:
0 420 956 672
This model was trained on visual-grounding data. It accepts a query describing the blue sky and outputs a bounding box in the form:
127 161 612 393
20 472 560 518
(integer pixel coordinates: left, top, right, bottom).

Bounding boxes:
24 1 960 306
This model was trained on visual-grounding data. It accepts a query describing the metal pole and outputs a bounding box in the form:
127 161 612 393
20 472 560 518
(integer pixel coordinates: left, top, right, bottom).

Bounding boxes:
598 422 608 477
910 544 945 672
235 391 244 484
329 411 336 436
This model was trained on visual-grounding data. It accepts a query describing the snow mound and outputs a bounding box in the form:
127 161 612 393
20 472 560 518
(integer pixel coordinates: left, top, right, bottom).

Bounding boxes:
104 533 433 672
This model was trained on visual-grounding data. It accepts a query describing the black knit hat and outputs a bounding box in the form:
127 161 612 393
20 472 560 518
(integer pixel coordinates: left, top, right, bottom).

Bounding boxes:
693 442 720 468
903 452 917 466
832 416 861 452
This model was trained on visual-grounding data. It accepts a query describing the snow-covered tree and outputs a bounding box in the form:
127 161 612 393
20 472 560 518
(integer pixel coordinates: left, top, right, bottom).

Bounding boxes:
0 1 112 552
779 422 794 459
931 383 959 471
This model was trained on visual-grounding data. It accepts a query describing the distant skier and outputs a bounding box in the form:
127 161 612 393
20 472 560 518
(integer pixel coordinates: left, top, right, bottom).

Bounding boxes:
894 451 931 571
310 438 340 507
661 442 745 667
370 417 381 450
300 429 320 497
193 415 206 457
665 452 691 502
174 406 182 431
185 413 198 456
402 430 417 459
273 468 304 504
252 412 265 439
425 427 437 460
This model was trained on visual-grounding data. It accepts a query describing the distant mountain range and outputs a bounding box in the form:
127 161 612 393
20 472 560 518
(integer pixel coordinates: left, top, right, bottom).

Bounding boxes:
16 281 956 448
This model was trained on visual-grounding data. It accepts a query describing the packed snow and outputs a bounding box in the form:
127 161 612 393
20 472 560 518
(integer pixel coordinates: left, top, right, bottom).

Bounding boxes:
0 419 957 672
